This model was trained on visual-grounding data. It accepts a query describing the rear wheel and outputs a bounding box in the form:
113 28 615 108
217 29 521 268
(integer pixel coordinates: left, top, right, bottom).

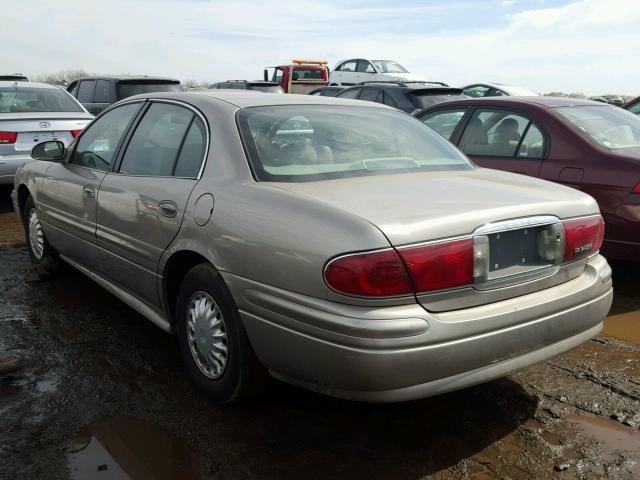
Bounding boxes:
23 196 60 277
176 264 267 403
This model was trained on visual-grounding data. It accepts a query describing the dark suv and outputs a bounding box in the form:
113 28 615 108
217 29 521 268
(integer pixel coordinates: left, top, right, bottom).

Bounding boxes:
209 80 283 93
335 81 466 114
0 74 29 82
67 76 182 115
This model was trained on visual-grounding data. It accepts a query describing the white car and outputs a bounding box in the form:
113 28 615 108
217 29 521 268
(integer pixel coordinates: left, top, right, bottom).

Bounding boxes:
462 82 539 98
329 59 425 86
0 81 92 185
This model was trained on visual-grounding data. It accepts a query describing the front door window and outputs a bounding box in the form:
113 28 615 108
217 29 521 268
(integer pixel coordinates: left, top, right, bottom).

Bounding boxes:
71 102 140 171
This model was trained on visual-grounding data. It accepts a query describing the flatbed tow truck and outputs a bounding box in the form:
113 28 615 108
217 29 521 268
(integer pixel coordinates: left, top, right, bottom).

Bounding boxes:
263 60 330 94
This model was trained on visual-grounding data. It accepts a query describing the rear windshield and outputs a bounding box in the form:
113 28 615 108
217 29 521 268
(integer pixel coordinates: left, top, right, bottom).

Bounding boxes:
0 87 83 113
238 106 473 182
248 84 283 93
410 91 466 109
555 105 640 149
117 81 182 99
291 69 325 81
371 60 408 73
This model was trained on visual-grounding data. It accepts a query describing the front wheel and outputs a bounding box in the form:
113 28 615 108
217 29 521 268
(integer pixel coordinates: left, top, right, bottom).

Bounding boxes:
176 264 267 403
23 196 60 278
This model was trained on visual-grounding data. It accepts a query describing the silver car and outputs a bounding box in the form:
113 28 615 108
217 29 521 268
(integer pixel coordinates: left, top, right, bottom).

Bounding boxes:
12 92 613 403
0 81 92 185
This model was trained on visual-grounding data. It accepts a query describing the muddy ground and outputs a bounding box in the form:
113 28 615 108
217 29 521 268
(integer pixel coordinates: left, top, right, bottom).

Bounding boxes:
0 188 639 480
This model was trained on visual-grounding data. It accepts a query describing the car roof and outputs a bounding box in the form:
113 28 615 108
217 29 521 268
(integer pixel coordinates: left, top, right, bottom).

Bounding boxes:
70 75 180 83
462 82 539 95
212 80 280 86
125 91 397 110
342 82 459 93
421 96 605 110
0 81 61 89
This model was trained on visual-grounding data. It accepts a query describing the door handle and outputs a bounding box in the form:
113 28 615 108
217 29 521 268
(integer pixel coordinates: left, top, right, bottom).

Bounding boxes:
158 201 178 218
82 185 95 198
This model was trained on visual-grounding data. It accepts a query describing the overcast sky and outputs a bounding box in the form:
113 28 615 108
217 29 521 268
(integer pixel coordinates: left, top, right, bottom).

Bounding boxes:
3 0 639 95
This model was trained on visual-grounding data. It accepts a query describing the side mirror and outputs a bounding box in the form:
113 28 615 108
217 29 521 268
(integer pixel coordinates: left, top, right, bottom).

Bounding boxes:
31 141 66 161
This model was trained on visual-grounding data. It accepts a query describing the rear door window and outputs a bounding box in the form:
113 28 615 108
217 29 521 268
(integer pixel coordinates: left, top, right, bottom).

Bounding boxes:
77 80 96 103
628 102 640 115
459 109 545 158
174 118 207 178
382 91 398 108
93 80 112 103
119 102 194 176
337 88 362 99
419 108 469 140
357 61 375 73
359 88 382 103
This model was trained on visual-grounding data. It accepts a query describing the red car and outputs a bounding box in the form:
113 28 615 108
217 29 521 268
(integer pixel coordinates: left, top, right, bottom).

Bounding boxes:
624 95 640 115
414 97 640 260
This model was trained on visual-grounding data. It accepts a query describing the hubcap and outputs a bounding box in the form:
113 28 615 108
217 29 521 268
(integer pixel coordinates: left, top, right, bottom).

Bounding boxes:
28 208 44 260
186 292 228 379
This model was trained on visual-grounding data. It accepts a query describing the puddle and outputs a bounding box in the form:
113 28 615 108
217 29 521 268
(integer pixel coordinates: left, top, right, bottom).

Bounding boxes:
36 378 58 394
0 211 25 248
69 415 202 479
603 310 640 345
566 414 640 461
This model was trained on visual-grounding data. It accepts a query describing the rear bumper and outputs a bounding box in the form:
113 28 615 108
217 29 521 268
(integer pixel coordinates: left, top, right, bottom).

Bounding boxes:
226 254 612 402
0 154 31 185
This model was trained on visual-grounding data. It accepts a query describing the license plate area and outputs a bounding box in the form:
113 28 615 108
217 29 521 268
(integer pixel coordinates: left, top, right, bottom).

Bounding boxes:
473 216 564 289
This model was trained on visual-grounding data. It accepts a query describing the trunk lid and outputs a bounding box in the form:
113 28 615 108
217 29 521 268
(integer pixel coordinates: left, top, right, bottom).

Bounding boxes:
269 168 599 246
0 112 92 155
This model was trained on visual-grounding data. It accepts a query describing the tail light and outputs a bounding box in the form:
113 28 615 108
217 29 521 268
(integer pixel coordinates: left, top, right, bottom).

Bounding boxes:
325 216 604 298
633 181 640 194
0 132 17 144
324 249 413 296
70 129 83 138
397 239 474 292
324 239 474 297
562 215 604 262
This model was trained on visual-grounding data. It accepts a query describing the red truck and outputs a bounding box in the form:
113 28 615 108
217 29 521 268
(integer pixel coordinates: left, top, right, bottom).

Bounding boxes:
263 60 329 94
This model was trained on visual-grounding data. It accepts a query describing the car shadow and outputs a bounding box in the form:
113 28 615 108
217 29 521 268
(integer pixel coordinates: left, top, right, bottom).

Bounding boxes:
218 376 537 479
7 242 538 480
0 186 14 213
608 259 640 315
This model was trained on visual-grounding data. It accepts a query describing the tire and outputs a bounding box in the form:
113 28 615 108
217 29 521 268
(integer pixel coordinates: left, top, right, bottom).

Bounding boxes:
23 196 60 278
176 263 267 403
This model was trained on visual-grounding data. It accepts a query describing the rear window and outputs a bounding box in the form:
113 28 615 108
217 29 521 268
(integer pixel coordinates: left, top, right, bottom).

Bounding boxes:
248 84 283 93
238 106 473 182
117 81 182 99
410 90 466 109
0 87 83 113
555 105 640 149
291 69 325 81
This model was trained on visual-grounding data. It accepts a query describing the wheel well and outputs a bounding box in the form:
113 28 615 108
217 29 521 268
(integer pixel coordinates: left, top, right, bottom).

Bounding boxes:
17 185 31 218
163 251 210 325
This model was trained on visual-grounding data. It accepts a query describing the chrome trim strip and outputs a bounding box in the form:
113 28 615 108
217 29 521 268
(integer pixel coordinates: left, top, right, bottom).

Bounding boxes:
60 254 172 333
396 235 473 250
474 215 559 235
